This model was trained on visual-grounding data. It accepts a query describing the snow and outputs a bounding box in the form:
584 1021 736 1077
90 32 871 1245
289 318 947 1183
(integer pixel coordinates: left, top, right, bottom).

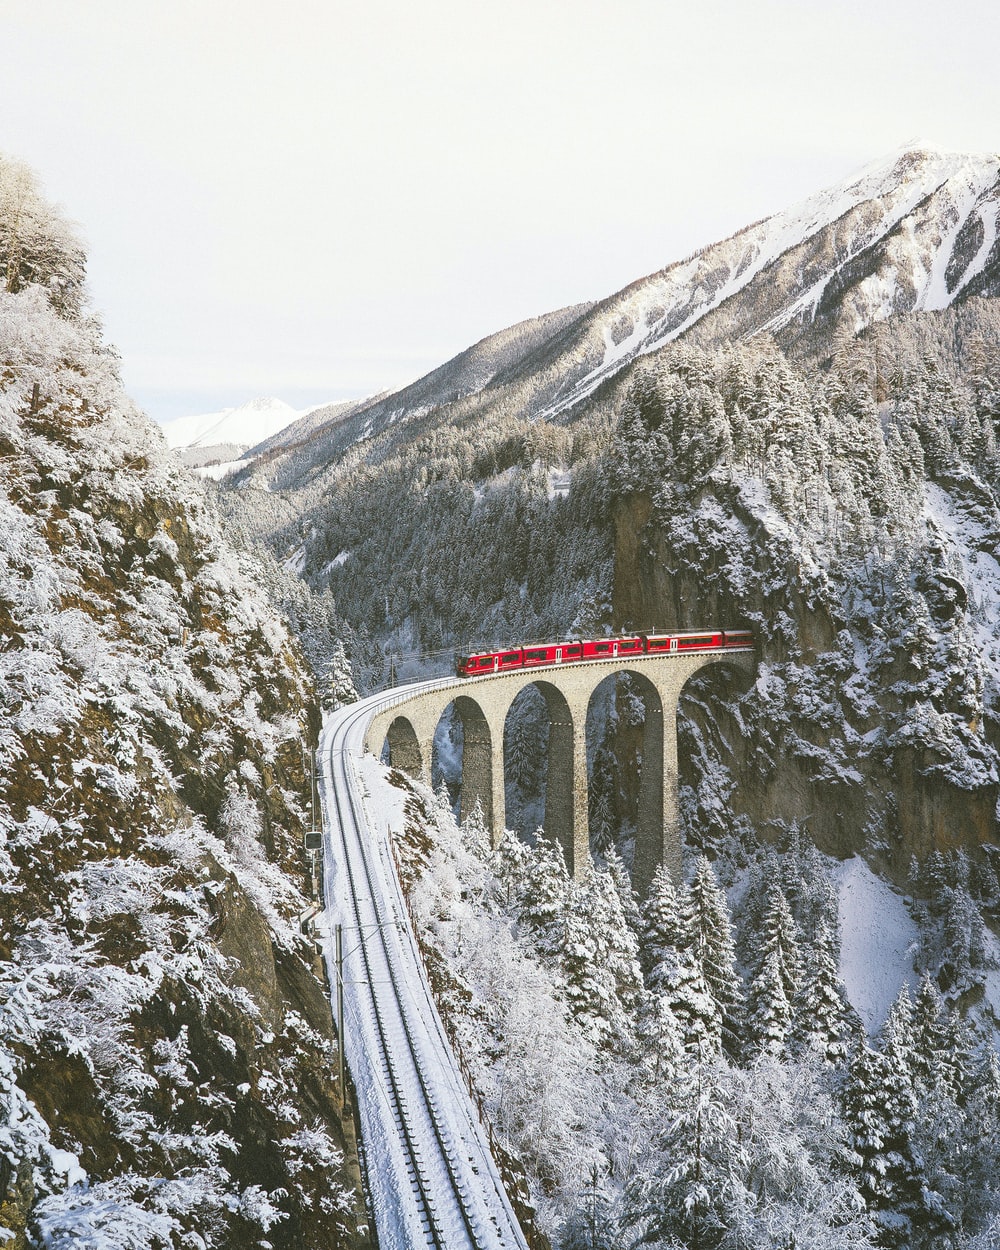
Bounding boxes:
953 200 1000 293
158 396 315 451
546 468 571 500
982 929 1000 1041
923 481 1000 679
321 551 351 575
283 544 307 576
832 857 919 1031
194 458 248 481
917 162 1000 309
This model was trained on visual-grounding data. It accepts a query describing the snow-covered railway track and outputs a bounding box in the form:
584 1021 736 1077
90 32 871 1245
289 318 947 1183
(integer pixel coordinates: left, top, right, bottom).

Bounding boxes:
320 686 528 1250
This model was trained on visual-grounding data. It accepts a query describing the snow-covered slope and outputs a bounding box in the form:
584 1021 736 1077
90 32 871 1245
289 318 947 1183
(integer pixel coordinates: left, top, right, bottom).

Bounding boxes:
531 145 1000 420
0 175 365 1240
247 145 1000 482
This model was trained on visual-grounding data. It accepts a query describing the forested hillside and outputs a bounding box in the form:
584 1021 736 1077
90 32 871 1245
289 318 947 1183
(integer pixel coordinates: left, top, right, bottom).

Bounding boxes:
391 777 1000 1250
0 156 365 1248
611 312 1000 872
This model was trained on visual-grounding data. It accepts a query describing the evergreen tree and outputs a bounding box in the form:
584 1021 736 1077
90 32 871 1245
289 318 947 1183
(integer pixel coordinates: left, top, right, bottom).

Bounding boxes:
505 701 543 794
747 947 794 1060
670 946 725 1061
604 846 642 936
841 1042 923 1248
635 985 686 1085
491 828 532 911
792 919 857 1066
957 1047 1000 1245
746 881 802 1058
624 1056 744 1250
878 985 916 1079
588 737 622 860
640 864 686 992
518 834 570 953
910 976 952 1094
557 866 643 1048
318 637 358 709
684 856 744 1061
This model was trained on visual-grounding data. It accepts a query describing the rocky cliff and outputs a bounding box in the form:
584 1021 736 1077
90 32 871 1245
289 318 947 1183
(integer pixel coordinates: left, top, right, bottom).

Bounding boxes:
609 331 1000 877
0 158 367 1249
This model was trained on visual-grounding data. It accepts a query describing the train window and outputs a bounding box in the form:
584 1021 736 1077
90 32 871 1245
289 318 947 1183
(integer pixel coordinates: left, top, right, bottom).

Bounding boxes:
647 637 669 648
595 642 611 653
478 656 493 667
620 640 639 650
502 652 520 663
565 646 581 657
524 650 547 661
678 636 713 647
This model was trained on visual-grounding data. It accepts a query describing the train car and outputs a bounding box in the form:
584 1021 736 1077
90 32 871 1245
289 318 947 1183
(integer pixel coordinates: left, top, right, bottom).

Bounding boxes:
457 640 585 676
456 651 496 677
641 630 725 653
722 629 754 648
580 636 644 660
519 644 557 668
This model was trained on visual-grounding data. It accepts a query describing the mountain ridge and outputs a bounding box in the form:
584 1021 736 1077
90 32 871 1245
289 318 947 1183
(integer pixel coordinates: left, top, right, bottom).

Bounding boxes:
276 145 1000 456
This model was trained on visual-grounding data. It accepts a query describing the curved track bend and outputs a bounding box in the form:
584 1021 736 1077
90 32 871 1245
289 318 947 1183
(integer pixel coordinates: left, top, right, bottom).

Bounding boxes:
319 680 529 1250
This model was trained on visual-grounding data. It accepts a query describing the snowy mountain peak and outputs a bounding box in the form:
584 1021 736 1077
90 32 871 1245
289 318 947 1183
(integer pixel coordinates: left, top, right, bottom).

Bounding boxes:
159 395 302 451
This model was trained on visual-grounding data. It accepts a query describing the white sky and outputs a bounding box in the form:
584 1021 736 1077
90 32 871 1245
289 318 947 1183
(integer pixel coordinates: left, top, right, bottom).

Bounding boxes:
2 0 999 422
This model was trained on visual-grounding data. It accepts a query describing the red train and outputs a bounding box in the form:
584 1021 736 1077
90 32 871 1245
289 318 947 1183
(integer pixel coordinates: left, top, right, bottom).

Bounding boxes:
455 630 753 678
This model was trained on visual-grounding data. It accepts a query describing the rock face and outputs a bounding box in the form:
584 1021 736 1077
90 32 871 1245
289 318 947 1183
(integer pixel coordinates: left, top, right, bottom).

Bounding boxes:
614 489 998 867
0 158 368 1249
607 339 1000 877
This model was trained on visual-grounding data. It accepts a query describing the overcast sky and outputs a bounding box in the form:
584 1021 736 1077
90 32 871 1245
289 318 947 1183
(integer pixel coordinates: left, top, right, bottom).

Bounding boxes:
3 0 999 423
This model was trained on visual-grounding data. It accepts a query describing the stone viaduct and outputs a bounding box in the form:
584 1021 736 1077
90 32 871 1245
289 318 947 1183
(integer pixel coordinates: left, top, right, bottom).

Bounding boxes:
364 650 754 894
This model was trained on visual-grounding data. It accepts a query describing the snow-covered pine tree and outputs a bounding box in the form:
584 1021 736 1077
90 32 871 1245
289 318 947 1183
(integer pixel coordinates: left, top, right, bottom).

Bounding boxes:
954 1047 1000 1246
517 834 570 956
491 828 532 911
684 856 744 1061
746 881 802 1058
841 1041 923 1249
746 947 794 1061
556 865 642 1048
318 637 358 710
640 863 686 991
634 985 686 1085
878 984 916 1079
623 1054 744 1250
792 918 857 1065
910 976 953 1095
505 702 543 795
603 846 642 935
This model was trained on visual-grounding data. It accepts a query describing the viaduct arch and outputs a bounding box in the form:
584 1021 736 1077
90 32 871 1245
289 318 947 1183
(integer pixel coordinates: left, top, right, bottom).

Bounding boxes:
365 651 754 894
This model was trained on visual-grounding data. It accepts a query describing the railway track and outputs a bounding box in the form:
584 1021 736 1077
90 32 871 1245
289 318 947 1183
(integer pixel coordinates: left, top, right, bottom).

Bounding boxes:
320 682 529 1250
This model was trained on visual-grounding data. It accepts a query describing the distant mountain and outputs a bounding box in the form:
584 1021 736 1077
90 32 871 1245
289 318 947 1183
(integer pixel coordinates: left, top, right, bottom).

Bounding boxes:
524 144 1000 420
219 146 1000 675
159 395 316 467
